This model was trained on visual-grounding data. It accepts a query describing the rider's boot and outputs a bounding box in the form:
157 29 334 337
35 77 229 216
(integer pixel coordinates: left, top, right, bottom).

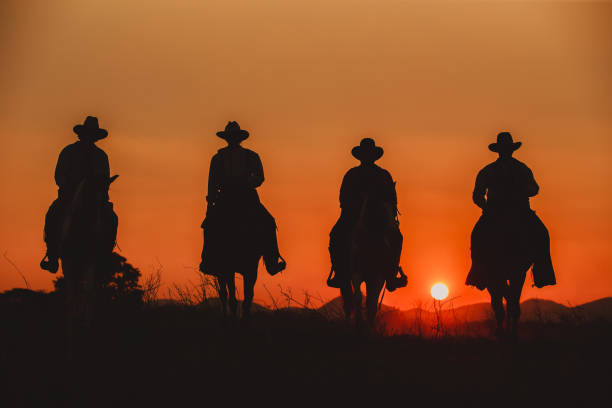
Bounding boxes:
40 237 59 273
326 267 344 288
41 199 61 274
386 266 407 292
264 253 286 276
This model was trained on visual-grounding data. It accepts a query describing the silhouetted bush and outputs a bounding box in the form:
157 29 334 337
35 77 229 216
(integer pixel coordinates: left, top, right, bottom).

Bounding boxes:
53 252 143 307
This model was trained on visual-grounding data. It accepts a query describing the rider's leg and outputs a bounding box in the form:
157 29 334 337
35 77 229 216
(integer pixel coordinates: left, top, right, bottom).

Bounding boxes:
327 221 349 288
261 208 286 275
41 199 62 273
386 229 404 291
101 202 118 254
199 228 208 274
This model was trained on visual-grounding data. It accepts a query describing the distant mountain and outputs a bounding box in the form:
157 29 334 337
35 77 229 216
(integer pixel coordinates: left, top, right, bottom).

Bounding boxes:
317 296 612 323
571 297 612 321
3 289 610 324
519 299 570 322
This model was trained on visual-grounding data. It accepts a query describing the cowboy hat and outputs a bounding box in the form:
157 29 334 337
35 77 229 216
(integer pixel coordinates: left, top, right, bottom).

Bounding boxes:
489 132 521 153
352 138 384 162
216 121 249 142
73 116 108 141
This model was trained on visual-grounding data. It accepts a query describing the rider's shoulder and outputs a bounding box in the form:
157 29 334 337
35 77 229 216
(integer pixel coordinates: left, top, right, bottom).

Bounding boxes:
510 157 530 169
375 164 392 177
344 166 362 177
242 148 260 160
480 161 498 173
216 146 258 155
60 141 104 156
92 143 108 157
60 142 79 155
369 164 393 181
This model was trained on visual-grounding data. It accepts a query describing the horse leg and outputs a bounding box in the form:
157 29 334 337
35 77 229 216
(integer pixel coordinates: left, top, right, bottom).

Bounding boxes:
365 278 384 330
227 273 238 319
241 258 259 323
82 263 96 328
507 272 527 340
61 260 76 354
216 275 229 318
340 284 354 322
487 282 506 339
352 280 364 329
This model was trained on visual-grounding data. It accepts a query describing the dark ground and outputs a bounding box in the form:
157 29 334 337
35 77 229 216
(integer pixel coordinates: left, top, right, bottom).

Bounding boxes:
1 291 611 407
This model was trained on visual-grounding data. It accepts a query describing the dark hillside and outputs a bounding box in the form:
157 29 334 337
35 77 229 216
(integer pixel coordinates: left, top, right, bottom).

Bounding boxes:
1 289 611 406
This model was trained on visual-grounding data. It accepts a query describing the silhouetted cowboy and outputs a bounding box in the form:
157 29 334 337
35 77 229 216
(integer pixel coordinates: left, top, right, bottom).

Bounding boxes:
466 132 555 290
40 116 117 273
328 138 405 291
199 121 286 276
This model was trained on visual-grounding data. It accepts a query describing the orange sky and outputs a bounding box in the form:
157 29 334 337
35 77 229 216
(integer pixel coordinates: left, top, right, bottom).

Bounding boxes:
1 1 611 309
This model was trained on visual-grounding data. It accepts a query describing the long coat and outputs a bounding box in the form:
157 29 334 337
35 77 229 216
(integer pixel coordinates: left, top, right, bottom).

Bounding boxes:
466 158 555 289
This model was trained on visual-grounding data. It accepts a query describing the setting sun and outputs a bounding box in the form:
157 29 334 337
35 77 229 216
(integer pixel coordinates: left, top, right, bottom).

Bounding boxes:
431 283 449 301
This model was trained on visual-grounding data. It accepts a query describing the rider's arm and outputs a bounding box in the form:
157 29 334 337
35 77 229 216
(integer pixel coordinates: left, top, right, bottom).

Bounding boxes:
248 152 264 188
524 166 539 197
101 151 110 179
54 146 70 190
339 171 354 209
472 170 487 210
206 154 221 205
385 171 397 207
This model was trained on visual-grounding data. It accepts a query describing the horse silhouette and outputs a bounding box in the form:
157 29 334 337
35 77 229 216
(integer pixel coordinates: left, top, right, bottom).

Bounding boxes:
59 174 118 332
471 212 551 339
200 121 285 322
340 194 397 329
203 207 266 322
467 132 555 340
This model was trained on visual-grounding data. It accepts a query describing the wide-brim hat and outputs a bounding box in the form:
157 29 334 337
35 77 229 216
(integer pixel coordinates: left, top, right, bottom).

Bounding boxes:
216 121 249 142
352 138 384 162
489 132 521 153
73 116 108 141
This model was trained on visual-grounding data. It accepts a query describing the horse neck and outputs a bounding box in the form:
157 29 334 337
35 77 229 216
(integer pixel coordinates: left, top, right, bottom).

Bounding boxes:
356 196 369 229
64 180 106 244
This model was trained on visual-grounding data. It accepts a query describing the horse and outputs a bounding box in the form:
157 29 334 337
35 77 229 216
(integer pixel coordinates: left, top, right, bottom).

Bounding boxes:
468 210 554 340
59 174 118 333
340 196 398 329
202 202 278 322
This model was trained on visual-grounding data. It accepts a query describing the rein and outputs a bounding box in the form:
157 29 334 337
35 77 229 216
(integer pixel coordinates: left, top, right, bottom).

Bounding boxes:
378 281 386 311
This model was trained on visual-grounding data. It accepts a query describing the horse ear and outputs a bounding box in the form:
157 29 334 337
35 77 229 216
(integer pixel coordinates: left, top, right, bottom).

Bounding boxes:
109 175 119 184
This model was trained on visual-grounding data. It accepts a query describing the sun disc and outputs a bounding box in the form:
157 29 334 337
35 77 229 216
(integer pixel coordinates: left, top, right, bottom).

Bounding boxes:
431 283 449 300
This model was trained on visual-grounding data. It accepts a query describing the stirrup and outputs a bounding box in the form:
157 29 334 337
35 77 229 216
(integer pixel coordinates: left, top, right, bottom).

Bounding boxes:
199 260 218 277
40 255 59 274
